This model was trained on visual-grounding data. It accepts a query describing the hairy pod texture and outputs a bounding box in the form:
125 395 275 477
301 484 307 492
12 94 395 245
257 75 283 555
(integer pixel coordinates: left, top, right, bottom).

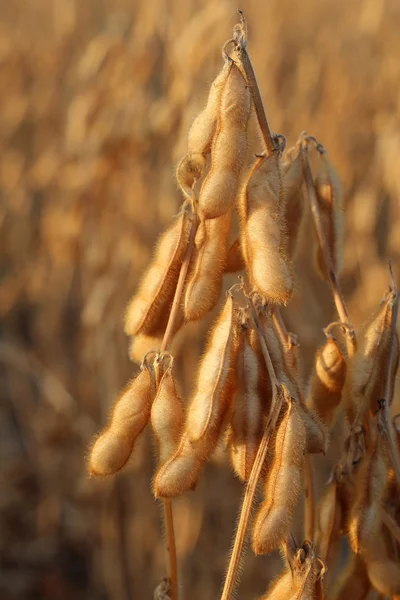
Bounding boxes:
299 403 329 455
187 63 230 158
316 479 343 565
260 542 324 600
252 399 306 554
308 335 347 426
124 208 193 336
151 363 184 466
345 292 398 424
89 364 153 476
240 153 293 305
313 151 343 280
184 210 231 321
282 151 306 259
227 324 266 481
348 439 387 554
186 294 236 443
199 62 251 219
154 295 236 497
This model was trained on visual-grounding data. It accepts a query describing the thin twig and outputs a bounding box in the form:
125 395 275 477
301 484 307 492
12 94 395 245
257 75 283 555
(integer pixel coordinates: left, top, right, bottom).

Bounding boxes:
220 293 283 600
304 456 315 542
157 209 198 600
301 146 356 359
230 11 276 157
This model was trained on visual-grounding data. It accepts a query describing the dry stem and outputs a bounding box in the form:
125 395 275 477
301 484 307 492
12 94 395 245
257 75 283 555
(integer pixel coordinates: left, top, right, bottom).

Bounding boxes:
220 294 283 600
301 146 356 359
304 456 315 542
158 210 199 600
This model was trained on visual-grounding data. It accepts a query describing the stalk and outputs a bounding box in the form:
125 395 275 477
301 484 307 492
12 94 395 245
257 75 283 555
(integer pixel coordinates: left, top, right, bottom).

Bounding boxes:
301 146 356 359
158 210 199 600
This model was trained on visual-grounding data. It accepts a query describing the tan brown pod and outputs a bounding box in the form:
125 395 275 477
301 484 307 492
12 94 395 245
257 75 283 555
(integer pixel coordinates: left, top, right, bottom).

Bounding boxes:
282 150 306 259
184 210 231 321
151 359 184 466
252 399 306 554
313 150 344 280
240 153 294 305
308 334 347 426
187 62 230 157
186 294 236 442
299 403 329 455
348 438 387 554
124 207 193 336
198 63 251 219
227 324 265 481
345 292 397 425
89 362 153 476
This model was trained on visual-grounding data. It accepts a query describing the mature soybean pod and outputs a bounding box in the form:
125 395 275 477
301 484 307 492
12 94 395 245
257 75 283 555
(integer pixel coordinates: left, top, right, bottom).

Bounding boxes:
240 153 293 305
153 432 206 498
348 439 387 554
315 480 343 565
252 399 306 554
124 208 193 336
184 210 231 321
227 325 264 481
187 63 230 156
199 63 251 219
364 544 400 596
186 294 236 443
151 363 184 465
282 150 306 259
313 151 343 280
299 403 329 455
345 293 397 424
89 364 153 476
308 335 347 426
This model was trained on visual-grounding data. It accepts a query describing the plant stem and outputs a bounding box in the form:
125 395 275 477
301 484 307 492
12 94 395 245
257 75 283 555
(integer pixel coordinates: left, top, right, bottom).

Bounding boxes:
231 11 276 157
301 147 356 359
304 456 315 542
220 391 283 600
158 210 198 600
220 295 282 600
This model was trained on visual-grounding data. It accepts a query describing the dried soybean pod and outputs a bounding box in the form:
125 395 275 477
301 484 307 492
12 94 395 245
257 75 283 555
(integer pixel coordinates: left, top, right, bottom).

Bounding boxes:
187 62 230 157
282 150 306 259
331 554 370 600
128 333 162 364
225 237 245 273
240 153 294 305
252 399 306 554
89 362 153 476
199 63 251 219
308 334 347 426
258 569 292 600
184 210 231 321
151 359 184 465
348 438 387 554
299 403 329 455
186 293 236 443
124 208 193 336
153 432 205 498
313 149 344 280
345 292 396 424
227 325 265 481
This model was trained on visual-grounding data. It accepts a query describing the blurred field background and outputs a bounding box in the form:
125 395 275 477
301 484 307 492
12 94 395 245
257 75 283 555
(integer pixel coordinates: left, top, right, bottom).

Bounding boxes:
0 0 399 598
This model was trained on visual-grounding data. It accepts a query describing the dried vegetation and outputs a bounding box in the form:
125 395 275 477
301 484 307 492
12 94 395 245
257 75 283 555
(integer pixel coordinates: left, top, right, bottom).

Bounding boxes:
1 1 400 599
